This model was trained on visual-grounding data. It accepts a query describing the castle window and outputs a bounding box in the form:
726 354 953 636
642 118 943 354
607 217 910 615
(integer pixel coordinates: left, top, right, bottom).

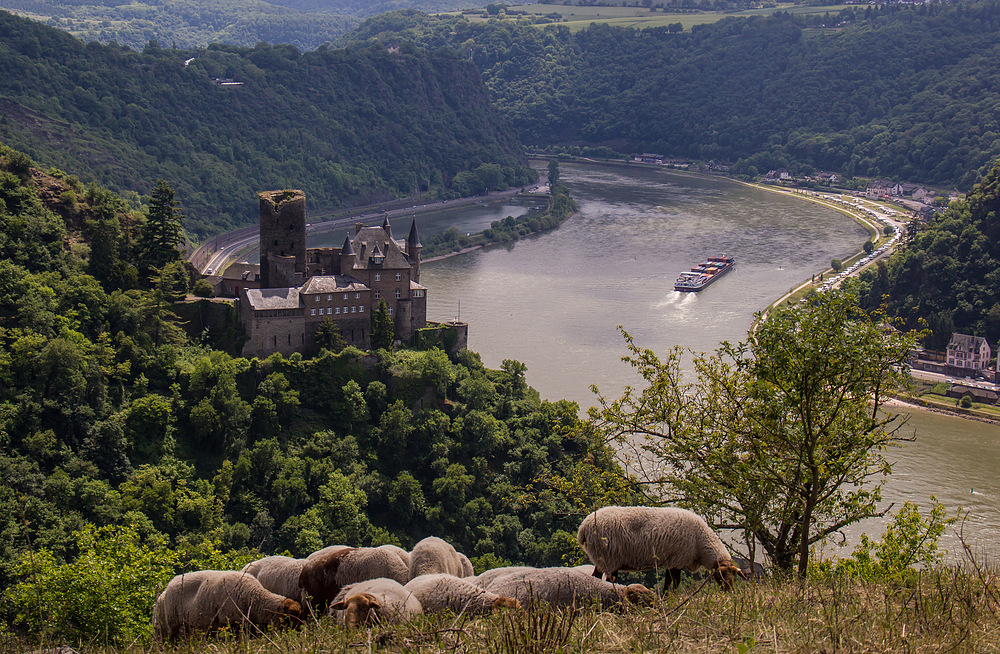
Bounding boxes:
355 292 360 299
336 307 340 314
319 308 324 315
395 290 401 299
315 296 320 302
388 307 393 316
327 294 332 301
359 305 364 313
413 290 424 298
374 273 380 282
343 293 348 299
374 291 380 300
395 273 402 281
311 308 316 316
351 306 357 313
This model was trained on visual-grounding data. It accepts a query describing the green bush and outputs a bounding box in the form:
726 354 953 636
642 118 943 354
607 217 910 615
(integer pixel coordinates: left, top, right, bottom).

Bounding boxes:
193 278 214 297
960 395 974 408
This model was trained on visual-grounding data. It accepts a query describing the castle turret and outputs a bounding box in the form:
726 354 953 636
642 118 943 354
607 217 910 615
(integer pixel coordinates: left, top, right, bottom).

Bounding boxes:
382 214 392 239
339 233 356 275
259 189 307 289
407 219 422 282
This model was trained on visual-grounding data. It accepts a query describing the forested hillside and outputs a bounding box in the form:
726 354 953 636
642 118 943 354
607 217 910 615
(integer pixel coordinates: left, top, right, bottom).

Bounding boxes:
0 10 535 238
858 158 1000 349
0 143 620 639
345 2 1000 188
0 0 356 50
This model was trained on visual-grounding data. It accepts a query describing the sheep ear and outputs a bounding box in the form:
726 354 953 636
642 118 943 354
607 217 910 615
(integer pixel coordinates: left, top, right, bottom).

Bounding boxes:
330 600 348 611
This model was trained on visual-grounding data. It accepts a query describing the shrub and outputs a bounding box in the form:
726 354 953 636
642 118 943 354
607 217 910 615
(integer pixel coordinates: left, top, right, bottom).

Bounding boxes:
193 279 214 297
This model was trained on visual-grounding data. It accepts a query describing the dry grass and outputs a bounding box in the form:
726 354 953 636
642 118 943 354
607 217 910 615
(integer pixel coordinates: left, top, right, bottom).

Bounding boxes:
11 566 1000 654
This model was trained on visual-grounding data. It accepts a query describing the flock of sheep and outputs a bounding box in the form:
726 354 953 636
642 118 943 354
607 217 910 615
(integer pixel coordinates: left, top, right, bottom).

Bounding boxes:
153 506 747 639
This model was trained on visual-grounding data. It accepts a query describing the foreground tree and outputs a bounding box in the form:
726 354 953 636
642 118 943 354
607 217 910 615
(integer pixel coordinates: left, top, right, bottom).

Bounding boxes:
589 288 918 576
370 300 394 351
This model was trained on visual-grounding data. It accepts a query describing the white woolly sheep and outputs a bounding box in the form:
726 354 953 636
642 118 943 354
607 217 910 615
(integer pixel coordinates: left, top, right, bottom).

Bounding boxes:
403 573 521 615
306 544 351 560
408 536 468 578
153 570 305 639
577 506 745 590
299 546 409 606
472 566 537 588
241 555 309 605
483 567 654 609
330 578 423 627
457 552 474 577
378 543 411 569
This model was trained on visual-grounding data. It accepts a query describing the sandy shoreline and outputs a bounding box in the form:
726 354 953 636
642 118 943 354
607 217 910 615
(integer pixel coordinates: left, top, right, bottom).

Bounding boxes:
885 396 1000 426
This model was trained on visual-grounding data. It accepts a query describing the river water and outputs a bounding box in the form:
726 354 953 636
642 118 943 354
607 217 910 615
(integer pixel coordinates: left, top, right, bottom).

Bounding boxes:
420 162 1000 559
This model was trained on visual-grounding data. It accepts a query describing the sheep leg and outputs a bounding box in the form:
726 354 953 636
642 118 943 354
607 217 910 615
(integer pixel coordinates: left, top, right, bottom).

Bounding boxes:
663 568 683 591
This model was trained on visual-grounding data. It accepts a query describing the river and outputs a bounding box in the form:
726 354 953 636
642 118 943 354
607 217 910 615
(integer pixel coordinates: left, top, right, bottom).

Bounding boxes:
420 162 1000 559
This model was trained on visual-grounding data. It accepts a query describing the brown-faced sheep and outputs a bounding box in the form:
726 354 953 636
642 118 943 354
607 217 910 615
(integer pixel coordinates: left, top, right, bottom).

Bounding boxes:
403 573 521 615
482 568 653 609
577 506 745 590
299 546 409 607
408 536 468 578
330 578 423 627
242 555 308 605
153 570 305 640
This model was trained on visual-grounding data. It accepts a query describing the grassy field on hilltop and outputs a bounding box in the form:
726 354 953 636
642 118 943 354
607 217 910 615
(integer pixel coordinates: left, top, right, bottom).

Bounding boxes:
457 2 850 32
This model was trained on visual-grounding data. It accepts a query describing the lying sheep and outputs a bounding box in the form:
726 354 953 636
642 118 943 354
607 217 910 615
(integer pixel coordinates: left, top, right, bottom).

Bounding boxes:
404 573 521 615
483 567 653 609
330 578 423 627
242 555 308 605
299 546 409 606
408 536 468 578
577 506 745 590
153 570 305 639
472 566 537 589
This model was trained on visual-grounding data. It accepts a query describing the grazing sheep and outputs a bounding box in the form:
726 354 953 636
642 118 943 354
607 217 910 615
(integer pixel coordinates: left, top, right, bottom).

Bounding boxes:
299 546 409 606
577 506 745 590
153 570 305 639
242 555 309 605
408 536 468 578
378 543 411 569
483 568 653 609
404 573 521 615
306 544 351 561
330 578 423 627
472 566 537 589
457 552 474 577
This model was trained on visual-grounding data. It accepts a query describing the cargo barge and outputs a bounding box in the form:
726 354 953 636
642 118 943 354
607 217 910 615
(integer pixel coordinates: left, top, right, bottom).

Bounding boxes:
674 255 735 292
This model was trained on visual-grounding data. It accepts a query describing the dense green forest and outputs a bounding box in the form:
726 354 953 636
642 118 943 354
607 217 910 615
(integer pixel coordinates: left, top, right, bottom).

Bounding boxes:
0 0 356 50
0 142 621 638
857 158 1000 350
344 2 1000 188
0 10 535 238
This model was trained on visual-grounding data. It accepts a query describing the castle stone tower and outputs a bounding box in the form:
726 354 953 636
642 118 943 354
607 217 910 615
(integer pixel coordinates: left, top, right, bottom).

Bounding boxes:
259 190 307 289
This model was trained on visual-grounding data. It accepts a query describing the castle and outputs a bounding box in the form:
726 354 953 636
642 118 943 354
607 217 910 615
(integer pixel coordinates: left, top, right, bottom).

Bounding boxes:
238 190 431 357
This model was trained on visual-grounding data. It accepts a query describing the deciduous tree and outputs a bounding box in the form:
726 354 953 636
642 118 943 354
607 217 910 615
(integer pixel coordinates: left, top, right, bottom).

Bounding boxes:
589 288 918 575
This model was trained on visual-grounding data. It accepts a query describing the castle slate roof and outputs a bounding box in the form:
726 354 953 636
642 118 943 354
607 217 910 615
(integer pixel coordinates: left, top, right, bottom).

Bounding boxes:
351 226 411 269
244 287 300 310
300 275 369 294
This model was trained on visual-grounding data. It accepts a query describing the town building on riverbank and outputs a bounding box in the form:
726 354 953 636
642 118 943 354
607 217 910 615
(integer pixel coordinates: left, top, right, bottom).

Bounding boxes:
238 189 440 357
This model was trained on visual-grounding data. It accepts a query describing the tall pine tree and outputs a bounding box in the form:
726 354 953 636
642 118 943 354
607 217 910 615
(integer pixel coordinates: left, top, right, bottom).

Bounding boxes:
138 179 184 276
370 300 395 351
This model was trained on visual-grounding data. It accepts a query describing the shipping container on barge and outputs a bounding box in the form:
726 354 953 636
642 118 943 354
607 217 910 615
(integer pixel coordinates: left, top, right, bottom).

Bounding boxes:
674 256 735 292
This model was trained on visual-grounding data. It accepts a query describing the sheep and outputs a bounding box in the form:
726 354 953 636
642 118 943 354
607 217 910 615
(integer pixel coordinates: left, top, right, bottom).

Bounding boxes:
472 566 538 589
403 573 521 615
153 570 305 640
576 506 745 590
330 578 423 627
299 546 409 607
241 555 309 605
306 544 351 561
482 567 654 609
408 536 468 578
378 543 411 570
457 552 474 577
